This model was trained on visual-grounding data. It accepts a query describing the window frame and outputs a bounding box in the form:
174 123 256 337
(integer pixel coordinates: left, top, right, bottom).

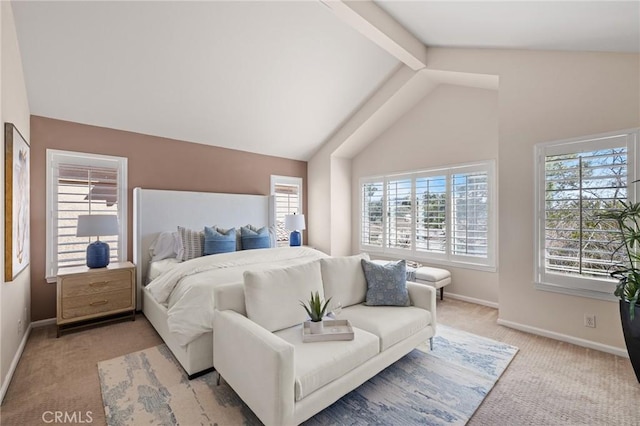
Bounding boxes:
46 149 128 282
359 160 497 271
534 128 640 301
270 175 303 247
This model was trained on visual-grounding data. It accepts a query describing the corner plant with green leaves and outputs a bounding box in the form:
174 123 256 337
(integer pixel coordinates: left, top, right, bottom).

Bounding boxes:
300 291 331 322
599 200 640 319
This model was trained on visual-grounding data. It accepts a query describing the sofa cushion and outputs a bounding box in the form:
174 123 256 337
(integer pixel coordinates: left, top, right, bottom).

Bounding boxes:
320 253 370 308
244 261 324 332
341 304 431 352
274 324 379 401
361 259 410 306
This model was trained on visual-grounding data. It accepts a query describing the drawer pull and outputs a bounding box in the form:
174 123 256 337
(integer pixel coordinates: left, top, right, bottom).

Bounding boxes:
89 281 108 287
90 300 108 306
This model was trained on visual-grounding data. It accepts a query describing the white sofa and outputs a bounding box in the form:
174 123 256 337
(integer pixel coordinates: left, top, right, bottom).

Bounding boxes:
213 254 437 426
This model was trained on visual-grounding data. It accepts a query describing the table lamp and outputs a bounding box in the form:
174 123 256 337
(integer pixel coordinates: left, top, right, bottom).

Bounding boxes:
76 214 118 268
284 213 306 247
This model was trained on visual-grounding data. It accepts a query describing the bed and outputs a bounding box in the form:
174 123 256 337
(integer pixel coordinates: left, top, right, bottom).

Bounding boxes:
133 188 326 378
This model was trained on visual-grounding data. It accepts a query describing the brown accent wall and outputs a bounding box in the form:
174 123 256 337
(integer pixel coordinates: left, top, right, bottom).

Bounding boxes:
30 115 307 320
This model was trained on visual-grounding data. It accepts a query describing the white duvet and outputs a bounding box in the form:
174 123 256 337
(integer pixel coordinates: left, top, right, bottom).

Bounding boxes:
146 246 328 346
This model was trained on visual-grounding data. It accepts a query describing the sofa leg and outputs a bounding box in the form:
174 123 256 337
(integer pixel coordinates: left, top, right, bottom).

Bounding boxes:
216 372 222 386
429 337 433 351
440 287 444 300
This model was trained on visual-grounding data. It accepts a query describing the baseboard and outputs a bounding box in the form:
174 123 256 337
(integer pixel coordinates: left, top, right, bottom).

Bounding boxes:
446 292 499 309
497 318 629 358
0 323 32 404
31 318 56 327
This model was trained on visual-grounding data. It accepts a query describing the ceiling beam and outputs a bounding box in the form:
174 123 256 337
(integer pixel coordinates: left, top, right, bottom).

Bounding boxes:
320 0 427 70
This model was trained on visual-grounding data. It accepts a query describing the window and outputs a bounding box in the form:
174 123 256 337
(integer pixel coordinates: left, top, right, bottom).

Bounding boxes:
386 177 412 250
535 129 639 300
271 175 303 247
361 181 383 248
46 150 127 281
360 161 496 270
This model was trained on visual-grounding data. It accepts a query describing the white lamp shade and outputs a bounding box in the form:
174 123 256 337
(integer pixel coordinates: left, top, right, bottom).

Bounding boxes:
76 214 119 237
284 214 306 231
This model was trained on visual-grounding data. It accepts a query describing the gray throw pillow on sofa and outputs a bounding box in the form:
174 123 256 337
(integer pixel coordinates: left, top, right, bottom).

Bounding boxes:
361 259 410 306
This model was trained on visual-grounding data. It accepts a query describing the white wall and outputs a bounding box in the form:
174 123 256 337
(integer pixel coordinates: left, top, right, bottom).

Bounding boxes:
352 84 500 304
313 48 638 351
350 48 639 351
1 1 31 402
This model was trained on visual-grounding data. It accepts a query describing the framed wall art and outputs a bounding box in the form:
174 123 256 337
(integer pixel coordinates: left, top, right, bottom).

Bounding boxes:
5 123 30 282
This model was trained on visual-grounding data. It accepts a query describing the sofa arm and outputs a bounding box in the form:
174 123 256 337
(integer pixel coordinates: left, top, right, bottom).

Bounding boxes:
407 281 437 330
213 310 295 426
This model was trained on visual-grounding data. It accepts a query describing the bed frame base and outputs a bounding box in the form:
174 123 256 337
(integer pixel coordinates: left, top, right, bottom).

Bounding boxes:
143 288 213 377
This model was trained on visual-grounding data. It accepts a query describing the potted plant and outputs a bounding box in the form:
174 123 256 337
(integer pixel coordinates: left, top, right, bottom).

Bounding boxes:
600 200 640 382
300 291 331 334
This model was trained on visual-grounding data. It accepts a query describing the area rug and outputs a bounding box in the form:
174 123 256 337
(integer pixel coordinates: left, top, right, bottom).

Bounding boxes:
98 325 518 425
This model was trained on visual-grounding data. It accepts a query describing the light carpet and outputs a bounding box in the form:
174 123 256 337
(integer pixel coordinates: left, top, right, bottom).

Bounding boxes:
98 325 518 425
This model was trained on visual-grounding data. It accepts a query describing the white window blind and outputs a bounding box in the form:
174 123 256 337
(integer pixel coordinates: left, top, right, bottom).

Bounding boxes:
415 176 446 254
535 129 639 299
56 164 119 268
361 181 384 248
360 161 496 270
451 171 489 258
271 176 303 247
386 178 412 250
46 150 127 280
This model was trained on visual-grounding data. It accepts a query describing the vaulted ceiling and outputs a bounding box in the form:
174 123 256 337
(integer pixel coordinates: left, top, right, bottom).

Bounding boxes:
11 1 640 161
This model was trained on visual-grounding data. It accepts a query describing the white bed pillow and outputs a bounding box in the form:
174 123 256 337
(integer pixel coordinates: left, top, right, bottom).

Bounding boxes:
320 253 370 308
149 231 181 262
147 257 180 282
243 260 324 332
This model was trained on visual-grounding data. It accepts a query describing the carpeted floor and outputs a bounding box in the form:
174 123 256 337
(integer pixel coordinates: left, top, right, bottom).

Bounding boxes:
1 299 639 425
97 325 518 425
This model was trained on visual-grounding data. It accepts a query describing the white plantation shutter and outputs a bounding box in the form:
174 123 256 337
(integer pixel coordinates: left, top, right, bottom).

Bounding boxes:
415 176 446 254
386 178 412 250
360 161 495 270
451 171 489 258
535 129 638 299
46 150 127 279
361 180 384 248
56 164 119 267
544 149 627 277
271 176 303 247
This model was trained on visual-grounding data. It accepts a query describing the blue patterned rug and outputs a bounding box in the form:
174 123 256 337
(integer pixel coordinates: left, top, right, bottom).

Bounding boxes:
98 325 518 425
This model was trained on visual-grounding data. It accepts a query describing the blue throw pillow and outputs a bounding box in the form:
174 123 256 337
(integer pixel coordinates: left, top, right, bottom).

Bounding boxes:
203 226 236 255
361 259 410 306
241 225 271 250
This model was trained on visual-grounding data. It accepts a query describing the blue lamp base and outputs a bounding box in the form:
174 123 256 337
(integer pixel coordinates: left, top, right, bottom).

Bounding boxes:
289 230 301 247
86 241 110 268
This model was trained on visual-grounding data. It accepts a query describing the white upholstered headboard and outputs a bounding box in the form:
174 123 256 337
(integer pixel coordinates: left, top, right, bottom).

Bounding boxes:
133 187 274 310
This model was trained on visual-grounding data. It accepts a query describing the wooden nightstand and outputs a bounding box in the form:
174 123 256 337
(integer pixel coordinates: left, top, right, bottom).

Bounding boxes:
56 261 136 337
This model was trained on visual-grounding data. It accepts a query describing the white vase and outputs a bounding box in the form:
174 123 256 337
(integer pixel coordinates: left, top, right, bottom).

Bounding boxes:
309 320 324 334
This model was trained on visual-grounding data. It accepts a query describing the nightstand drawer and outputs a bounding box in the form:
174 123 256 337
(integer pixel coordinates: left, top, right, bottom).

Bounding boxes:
61 289 133 320
56 261 136 336
61 270 132 298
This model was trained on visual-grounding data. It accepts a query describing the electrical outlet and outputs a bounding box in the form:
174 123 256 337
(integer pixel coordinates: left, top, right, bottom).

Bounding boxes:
584 314 596 328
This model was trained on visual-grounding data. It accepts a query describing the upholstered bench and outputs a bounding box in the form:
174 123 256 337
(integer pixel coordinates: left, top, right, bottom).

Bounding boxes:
414 266 451 300
371 260 451 301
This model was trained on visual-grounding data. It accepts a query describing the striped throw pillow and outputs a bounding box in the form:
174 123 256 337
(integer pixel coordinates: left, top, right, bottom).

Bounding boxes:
177 226 204 261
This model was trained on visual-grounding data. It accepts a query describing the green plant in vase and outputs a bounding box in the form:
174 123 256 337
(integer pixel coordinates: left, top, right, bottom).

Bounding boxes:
300 291 331 334
599 199 640 382
600 200 640 318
